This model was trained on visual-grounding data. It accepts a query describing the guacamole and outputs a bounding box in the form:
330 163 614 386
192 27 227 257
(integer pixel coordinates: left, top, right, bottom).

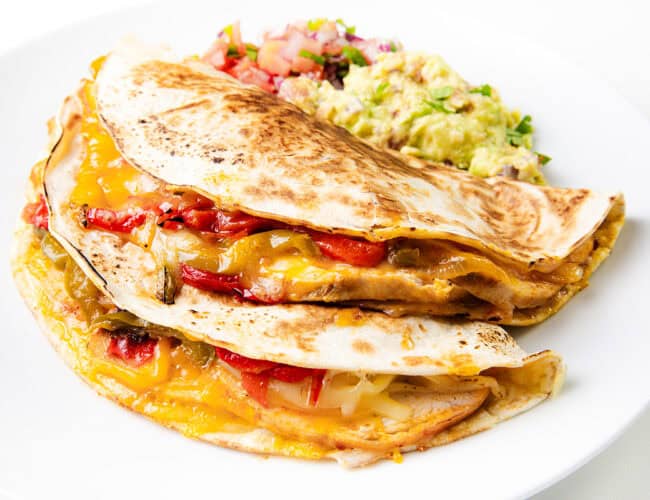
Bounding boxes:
279 51 545 183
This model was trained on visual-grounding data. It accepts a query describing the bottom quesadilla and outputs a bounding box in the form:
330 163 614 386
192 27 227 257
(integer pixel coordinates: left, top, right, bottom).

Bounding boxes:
14 175 564 466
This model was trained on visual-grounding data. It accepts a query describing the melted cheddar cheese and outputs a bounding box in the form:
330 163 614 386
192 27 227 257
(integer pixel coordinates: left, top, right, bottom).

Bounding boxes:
71 71 144 208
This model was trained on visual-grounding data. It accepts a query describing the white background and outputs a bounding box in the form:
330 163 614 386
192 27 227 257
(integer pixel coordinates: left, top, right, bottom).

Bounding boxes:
1 1 648 499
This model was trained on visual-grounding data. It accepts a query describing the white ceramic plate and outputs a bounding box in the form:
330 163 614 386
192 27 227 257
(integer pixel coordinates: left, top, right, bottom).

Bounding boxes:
1 2 648 499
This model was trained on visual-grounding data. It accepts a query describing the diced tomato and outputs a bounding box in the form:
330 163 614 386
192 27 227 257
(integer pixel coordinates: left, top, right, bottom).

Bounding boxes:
226 58 275 93
309 370 326 406
180 263 242 294
322 40 346 55
281 32 323 61
308 231 386 267
86 208 147 233
257 40 292 77
215 347 277 373
107 333 158 367
290 56 322 74
240 372 270 407
22 194 49 230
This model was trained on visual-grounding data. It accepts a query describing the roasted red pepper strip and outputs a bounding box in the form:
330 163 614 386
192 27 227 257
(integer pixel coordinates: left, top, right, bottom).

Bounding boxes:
308 231 387 267
86 208 147 233
107 332 158 367
240 372 271 407
215 347 277 373
180 264 242 294
215 347 325 407
181 208 217 231
309 370 326 407
23 194 49 230
213 210 282 238
179 263 277 303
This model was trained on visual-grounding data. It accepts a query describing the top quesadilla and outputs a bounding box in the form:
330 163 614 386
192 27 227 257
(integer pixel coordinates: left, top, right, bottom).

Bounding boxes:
16 132 564 468
56 40 623 325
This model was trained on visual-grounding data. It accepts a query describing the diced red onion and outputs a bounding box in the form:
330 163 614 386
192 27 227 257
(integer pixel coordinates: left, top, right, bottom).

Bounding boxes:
378 42 392 52
345 32 364 42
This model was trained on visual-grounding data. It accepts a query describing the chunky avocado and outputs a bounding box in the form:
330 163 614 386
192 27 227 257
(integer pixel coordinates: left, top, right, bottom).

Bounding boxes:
281 51 545 183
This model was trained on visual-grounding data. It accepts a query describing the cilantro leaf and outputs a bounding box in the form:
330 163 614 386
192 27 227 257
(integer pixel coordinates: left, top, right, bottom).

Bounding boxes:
470 84 492 97
515 115 533 134
226 46 242 58
536 152 552 165
506 115 534 146
506 129 524 146
298 49 325 65
418 86 456 114
342 46 367 66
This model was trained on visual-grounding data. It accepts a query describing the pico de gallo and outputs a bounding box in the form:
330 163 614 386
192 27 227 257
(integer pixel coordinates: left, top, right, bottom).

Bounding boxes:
202 18 399 93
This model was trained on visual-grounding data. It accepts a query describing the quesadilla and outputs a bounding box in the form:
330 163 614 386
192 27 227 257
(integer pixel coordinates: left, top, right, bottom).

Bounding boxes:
47 42 625 326
12 39 576 467
16 171 563 467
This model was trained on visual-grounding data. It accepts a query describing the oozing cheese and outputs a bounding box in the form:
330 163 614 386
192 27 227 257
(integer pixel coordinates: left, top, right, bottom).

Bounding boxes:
71 83 139 207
